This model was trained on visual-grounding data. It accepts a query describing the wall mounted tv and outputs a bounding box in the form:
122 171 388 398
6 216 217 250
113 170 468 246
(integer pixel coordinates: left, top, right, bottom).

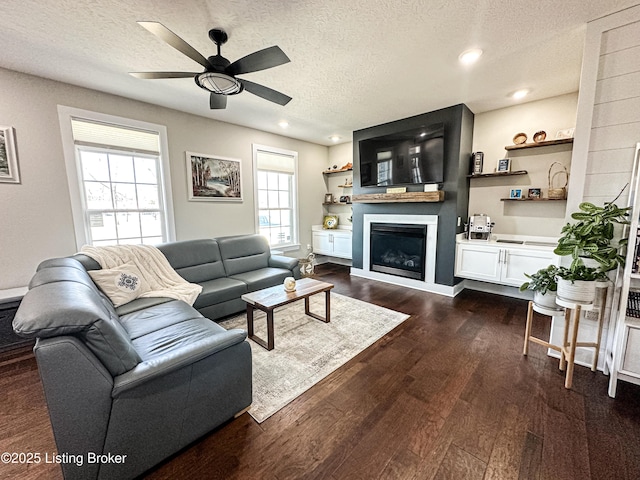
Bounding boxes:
359 123 444 187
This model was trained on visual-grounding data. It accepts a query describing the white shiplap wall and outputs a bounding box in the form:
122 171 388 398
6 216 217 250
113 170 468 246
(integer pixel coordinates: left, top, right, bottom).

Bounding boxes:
551 8 640 370
586 20 640 207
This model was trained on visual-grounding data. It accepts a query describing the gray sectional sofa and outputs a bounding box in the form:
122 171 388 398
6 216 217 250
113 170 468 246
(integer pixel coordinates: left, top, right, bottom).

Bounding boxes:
13 234 300 480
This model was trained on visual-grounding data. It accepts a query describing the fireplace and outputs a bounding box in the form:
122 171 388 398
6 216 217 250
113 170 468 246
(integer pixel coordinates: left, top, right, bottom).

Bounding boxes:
357 214 438 290
370 223 427 280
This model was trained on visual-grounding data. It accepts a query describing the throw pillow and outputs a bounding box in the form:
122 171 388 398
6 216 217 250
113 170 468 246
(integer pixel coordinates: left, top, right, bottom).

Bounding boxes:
323 215 339 229
88 262 148 307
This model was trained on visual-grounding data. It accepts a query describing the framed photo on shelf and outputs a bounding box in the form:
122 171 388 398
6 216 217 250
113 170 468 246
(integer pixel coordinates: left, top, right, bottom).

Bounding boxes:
324 193 334 203
510 188 523 199
497 158 511 172
186 152 242 201
528 188 541 199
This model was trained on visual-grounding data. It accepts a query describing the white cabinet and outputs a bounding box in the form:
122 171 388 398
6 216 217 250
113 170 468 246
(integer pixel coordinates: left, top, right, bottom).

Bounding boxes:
312 229 352 259
455 241 557 287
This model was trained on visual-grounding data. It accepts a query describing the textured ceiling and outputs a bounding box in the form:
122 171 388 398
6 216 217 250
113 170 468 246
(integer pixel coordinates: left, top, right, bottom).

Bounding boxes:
0 0 637 145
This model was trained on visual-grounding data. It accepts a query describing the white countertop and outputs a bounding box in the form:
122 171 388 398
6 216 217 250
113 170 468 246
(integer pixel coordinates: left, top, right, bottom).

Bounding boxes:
312 225 353 232
456 233 558 251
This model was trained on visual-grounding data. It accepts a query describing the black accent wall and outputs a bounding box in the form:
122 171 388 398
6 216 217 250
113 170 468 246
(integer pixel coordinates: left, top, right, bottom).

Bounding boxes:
351 104 474 287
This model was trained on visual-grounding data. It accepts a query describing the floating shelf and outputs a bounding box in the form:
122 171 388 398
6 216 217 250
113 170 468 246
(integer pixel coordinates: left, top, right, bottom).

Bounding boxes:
323 202 352 206
322 168 353 175
468 170 528 178
505 138 574 151
352 191 444 203
500 198 567 202
337 184 353 188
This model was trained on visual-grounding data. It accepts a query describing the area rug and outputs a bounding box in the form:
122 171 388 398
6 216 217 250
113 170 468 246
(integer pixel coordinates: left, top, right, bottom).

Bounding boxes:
218 293 409 423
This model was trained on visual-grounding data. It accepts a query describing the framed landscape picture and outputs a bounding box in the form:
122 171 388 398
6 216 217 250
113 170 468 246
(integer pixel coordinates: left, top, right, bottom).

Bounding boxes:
0 126 20 184
186 152 242 201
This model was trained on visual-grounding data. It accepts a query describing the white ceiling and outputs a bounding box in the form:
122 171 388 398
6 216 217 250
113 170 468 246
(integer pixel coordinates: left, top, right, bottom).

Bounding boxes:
0 0 637 146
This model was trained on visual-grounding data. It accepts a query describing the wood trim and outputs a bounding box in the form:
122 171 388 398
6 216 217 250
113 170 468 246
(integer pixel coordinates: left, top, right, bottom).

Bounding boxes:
351 191 444 203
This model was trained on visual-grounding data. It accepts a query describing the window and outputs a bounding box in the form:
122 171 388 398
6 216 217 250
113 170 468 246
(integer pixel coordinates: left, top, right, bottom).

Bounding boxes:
253 144 299 249
59 107 175 247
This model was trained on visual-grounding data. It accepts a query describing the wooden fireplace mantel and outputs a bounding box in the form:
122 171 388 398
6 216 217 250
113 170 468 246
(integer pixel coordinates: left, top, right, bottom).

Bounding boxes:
351 191 444 203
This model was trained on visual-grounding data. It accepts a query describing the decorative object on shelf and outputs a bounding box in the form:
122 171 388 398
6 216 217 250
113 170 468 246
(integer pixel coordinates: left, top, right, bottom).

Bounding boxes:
339 195 351 204
513 132 527 145
186 151 242 201
324 193 334 203
533 130 547 143
509 188 523 199
323 165 353 174
471 151 484 174
519 264 559 309
497 158 511 172
547 161 569 199
283 276 296 292
556 127 575 139
344 177 353 186
298 250 315 277
0 126 20 184
386 186 407 194
323 215 339 229
528 188 541 199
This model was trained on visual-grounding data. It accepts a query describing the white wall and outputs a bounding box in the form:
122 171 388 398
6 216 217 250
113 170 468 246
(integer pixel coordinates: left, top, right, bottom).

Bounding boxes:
0 67 329 290
470 93 578 237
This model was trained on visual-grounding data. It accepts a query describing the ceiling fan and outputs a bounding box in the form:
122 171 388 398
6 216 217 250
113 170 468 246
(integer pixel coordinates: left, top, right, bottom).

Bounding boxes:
130 21 292 109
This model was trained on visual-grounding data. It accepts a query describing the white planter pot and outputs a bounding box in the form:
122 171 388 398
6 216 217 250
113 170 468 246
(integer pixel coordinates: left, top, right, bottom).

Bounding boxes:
533 290 558 309
557 278 596 304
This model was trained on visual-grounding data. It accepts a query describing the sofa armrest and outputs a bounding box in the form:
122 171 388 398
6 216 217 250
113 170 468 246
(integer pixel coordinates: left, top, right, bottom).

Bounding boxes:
112 328 247 397
269 254 299 272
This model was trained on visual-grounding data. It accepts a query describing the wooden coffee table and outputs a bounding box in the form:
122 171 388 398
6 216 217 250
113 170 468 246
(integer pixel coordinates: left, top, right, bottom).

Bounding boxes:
241 277 334 350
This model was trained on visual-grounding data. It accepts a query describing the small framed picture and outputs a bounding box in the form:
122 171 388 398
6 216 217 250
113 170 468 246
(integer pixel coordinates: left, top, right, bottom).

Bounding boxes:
528 188 541 199
497 158 511 172
510 188 523 199
339 195 351 203
0 126 20 184
324 193 334 203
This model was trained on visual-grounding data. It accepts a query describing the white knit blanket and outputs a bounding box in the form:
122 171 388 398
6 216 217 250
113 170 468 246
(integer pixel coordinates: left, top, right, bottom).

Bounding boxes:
80 244 202 306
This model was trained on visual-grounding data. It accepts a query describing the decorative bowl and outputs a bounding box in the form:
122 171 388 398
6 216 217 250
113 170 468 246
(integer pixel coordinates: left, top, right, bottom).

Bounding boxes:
513 132 527 145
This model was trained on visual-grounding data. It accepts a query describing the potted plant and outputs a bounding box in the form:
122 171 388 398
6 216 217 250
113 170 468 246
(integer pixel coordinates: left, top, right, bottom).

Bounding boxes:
554 265 608 304
554 195 630 273
553 188 630 303
519 264 559 308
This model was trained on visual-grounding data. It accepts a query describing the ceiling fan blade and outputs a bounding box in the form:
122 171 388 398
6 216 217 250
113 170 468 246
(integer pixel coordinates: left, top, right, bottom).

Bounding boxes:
137 21 211 69
210 92 227 109
130 72 198 79
227 46 290 75
241 79 292 106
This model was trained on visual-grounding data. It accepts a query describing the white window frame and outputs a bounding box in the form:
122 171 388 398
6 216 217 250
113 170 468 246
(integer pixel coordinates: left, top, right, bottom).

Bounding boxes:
58 106 176 249
252 144 299 251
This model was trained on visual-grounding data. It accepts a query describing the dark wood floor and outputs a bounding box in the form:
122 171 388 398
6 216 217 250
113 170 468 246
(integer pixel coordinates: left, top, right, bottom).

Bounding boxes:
2 263 640 479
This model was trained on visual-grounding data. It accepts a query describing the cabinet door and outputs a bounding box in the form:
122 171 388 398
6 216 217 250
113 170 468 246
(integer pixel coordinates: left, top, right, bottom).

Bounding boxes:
501 249 556 287
312 231 333 255
331 232 352 259
455 243 501 282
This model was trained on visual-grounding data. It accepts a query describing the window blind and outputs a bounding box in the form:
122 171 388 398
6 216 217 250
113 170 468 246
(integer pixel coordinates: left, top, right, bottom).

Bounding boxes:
71 118 160 155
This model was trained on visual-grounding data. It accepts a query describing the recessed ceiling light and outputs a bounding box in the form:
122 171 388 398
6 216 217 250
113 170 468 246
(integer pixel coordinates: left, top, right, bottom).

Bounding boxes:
458 48 483 65
329 135 341 142
278 121 289 128
511 89 530 100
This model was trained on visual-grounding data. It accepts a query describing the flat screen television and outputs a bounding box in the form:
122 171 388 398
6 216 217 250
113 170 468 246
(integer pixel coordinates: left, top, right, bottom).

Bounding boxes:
359 123 444 187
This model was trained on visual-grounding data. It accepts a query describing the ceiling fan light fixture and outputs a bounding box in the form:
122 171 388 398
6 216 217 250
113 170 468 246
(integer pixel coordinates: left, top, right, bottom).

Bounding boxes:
195 72 243 95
